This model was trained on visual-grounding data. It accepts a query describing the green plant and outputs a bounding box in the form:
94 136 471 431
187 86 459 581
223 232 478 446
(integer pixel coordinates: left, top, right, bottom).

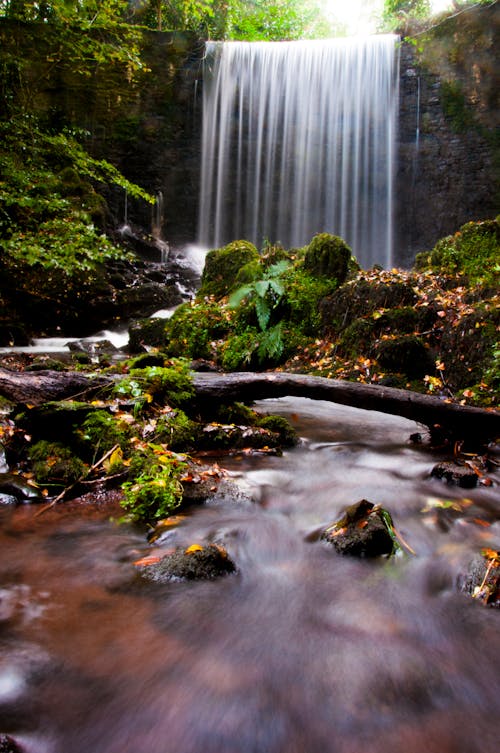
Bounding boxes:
121 446 187 522
114 361 194 410
163 301 232 360
229 261 290 331
79 411 132 460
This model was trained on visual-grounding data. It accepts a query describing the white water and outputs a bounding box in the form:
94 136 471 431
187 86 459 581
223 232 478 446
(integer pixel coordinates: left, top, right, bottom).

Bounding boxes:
198 36 399 268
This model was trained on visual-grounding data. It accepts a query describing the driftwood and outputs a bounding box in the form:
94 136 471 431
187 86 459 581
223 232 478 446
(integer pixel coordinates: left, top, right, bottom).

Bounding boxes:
0 367 499 441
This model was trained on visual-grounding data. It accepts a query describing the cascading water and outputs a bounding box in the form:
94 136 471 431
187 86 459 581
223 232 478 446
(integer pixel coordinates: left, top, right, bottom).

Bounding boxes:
198 36 400 268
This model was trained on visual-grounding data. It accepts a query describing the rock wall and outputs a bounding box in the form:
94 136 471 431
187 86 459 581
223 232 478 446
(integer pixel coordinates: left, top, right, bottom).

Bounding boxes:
396 3 499 266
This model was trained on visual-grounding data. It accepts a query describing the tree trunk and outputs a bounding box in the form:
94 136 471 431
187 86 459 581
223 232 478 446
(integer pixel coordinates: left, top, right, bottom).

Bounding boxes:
0 367 498 441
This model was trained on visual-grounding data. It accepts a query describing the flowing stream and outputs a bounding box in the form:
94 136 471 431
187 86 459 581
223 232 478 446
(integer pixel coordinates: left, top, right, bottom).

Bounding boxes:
1 398 499 753
198 37 399 268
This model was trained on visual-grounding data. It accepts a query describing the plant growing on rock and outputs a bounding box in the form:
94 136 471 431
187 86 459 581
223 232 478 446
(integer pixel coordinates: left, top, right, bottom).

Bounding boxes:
121 445 187 522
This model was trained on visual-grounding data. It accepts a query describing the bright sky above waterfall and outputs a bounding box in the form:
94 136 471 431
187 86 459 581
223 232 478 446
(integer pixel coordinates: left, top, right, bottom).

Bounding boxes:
324 0 453 36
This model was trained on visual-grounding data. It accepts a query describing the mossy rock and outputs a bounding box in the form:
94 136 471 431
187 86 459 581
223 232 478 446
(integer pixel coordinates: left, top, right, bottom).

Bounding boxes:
128 317 167 353
29 440 87 489
338 319 375 358
375 335 435 379
437 306 500 390
320 278 418 334
15 401 100 444
198 240 259 299
415 219 500 287
303 233 352 282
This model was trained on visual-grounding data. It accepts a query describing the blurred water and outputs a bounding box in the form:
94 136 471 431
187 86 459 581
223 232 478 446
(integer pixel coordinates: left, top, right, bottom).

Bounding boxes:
0 399 499 753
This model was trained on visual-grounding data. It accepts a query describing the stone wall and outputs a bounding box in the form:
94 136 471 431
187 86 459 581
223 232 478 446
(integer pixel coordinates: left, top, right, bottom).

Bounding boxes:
396 3 499 266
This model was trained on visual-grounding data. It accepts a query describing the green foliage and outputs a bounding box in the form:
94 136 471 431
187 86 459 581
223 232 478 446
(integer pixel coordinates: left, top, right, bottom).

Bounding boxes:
114 361 194 409
229 261 290 331
225 0 333 41
415 219 500 286
121 446 187 522
80 410 132 459
380 0 431 31
154 409 201 451
163 300 232 360
220 322 286 370
199 240 259 299
29 440 87 488
280 267 336 336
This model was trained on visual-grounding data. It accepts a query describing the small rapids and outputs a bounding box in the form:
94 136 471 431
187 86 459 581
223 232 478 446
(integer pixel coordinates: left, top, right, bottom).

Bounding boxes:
0 398 499 753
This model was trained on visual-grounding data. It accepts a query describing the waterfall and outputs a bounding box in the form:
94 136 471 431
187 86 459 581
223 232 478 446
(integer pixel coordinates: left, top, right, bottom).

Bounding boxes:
198 36 399 269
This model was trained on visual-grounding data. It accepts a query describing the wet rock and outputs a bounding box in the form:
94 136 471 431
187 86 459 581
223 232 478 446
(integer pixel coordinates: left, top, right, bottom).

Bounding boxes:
0 473 43 502
321 499 396 558
430 460 478 487
128 318 167 353
458 550 500 607
138 543 236 583
0 493 17 505
375 335 435 379
0 735 25 753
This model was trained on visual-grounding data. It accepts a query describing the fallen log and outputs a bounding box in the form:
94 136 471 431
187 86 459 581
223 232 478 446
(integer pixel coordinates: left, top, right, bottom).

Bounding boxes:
190 372 500 443
0 368 498 442
0 367 110 405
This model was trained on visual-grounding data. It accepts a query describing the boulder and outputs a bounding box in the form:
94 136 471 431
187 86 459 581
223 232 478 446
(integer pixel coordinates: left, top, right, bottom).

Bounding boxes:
138 543 236 583
321 499 396 558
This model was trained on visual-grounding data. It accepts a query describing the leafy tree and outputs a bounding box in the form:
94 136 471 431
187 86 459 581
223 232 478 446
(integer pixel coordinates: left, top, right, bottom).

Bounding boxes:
225 0 333 41
380 0 431 30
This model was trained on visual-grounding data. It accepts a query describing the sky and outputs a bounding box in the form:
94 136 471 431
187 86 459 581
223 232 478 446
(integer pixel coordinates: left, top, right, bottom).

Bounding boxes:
324 0 454 35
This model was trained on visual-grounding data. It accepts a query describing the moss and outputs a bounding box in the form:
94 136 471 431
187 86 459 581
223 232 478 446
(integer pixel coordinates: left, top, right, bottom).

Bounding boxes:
220 328 262 371
29 440 87 489
153 409 201 451
280 268 336 336
198 240 260 299
257 415 298 447
339 319 375 358
303 233 352 282
79 410 132 459
440 80 477 134
416 219 500 286
163 301 232 360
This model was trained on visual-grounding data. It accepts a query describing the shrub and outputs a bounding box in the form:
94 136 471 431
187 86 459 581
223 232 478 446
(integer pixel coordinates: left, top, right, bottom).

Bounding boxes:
121 446 187 522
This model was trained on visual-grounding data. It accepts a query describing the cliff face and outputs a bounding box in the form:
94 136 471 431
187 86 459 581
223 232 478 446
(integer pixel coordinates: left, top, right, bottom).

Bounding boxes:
396 2 499 266
1 4 498 264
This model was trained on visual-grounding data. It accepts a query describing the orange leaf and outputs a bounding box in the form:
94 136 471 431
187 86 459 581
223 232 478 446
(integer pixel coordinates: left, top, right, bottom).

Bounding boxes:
185 544 204 554
133 555 162 566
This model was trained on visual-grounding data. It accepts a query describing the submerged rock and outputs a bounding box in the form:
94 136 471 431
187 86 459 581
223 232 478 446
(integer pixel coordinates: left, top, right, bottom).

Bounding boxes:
321 499 396 557
431 460 478 487
138 543 236 583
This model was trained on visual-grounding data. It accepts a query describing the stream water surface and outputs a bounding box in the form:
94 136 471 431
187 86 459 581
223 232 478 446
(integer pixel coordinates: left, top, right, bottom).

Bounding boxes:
1 398 499 753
